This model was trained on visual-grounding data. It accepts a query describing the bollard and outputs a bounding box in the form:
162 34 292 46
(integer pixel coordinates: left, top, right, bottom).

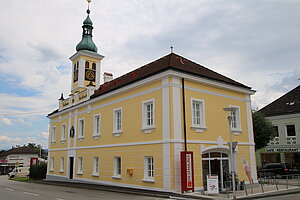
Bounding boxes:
260 182 264 193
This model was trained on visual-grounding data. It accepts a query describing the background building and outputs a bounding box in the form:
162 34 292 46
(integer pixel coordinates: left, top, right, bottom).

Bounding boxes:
0 146 40 175
47 5 257 192
257 85 300 169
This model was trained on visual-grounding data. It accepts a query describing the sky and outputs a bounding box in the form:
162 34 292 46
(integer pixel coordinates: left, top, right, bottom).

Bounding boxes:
0 0 299 150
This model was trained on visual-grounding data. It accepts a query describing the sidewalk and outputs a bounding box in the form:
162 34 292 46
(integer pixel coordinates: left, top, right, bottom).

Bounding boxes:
183 184 300 199
40 179 300 200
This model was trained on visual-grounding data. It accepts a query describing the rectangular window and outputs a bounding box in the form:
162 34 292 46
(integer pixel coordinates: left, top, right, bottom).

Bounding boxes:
78 157 83 174
191 98 206 132
142 99 155 132
144 156 154 181
50 157 54 171
273 126 279 137
286 124 296 137
230 106 241 132
93 114 101 137
113 156 121 178
60 157 64 172
51 127 56 143
78 119 85 138
146 102 154 126
61 124 66 141
113 108 122 135
93 157 99 176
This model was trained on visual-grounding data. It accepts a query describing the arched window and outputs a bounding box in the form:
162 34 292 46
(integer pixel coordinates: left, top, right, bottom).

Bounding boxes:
92 63 96 70
85 61 89 68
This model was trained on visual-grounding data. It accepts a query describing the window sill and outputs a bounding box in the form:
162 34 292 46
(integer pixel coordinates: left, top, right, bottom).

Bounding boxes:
112 131 122 137
77 172 83 175
232 129 242 135
51 141 56 144
78 137 84 141
59 170 64 173
142 178 155 183
191 125 207 133
141 126 155 134
93 135 100 139
60 140 66 143
50 169 54 172
92 174 99 177
112 175 121 179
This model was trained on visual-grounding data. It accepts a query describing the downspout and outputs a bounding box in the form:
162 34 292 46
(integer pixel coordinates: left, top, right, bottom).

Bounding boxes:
182 78 187 151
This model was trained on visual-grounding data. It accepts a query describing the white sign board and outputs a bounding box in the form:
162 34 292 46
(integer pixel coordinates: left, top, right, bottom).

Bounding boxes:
207 175 219 195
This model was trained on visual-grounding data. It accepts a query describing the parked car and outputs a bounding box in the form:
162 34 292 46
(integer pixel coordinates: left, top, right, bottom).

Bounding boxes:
8 167 29 178
258 163 299 177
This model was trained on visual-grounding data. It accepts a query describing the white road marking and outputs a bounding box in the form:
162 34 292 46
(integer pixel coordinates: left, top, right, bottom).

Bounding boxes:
5 188 15 191
23 191 39 196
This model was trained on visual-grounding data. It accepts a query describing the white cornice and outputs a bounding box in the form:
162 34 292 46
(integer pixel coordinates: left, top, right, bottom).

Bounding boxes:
69 50 104 61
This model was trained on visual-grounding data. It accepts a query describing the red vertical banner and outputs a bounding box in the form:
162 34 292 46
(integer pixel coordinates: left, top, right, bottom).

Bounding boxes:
30 158 38 166
181 151 194 193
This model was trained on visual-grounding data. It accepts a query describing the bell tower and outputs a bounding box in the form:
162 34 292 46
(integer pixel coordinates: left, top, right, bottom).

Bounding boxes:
69 0 104 95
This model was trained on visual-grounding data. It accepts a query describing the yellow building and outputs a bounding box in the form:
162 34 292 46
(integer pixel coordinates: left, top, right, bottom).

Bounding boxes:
47 6 257 193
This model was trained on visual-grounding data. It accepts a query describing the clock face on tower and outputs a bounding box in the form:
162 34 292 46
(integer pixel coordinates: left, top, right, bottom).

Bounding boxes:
85 69 96 81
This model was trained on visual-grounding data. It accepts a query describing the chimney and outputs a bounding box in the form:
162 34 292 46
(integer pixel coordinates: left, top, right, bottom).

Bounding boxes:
103 72 113 83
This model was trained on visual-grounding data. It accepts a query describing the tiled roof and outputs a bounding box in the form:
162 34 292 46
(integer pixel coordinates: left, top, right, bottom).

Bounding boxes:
259 85 300 117
91 53 251 99
0 146 39 157
48 53 252 117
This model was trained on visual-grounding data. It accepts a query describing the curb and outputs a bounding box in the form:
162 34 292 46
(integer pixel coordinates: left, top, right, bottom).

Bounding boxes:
237 187 300 199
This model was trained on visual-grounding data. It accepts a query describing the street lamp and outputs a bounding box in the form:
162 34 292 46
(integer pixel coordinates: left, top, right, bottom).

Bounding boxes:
223 107 236 200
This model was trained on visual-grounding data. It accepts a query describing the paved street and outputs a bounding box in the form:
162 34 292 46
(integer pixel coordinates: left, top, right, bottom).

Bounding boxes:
0 176 166 200
256 193 300 200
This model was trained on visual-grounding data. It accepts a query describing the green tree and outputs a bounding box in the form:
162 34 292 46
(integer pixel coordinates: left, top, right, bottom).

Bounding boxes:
253 111 275 150
25 143 48 159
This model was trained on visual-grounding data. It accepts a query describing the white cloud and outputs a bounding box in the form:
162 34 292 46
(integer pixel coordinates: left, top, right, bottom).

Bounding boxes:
0 116 12 125
39 132 49 140
0 135 48 150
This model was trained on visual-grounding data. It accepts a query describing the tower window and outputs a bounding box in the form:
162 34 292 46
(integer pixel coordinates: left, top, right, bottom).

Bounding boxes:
92 63 96 70
85 61 89 68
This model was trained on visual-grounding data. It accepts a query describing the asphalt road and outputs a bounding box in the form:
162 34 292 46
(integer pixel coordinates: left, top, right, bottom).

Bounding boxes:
256 193 300 200
0 176 166 200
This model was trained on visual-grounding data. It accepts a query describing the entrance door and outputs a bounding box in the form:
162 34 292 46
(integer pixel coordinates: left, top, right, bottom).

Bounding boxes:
202 152 229 191
69 157 74 179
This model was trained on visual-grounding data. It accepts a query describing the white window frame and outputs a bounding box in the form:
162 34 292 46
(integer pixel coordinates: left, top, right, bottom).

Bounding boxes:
77 157 83 175
113 108 122 136
229 105 242 134
78 118 85 140
60 157 64 172
141 99 155 133
93 157 99 176
143 156 154 182
61 123 66 142
191 98 207 132
113 156 121 179
51 126 56 143
93 114 101 138
286 124 296 137
50 157 54 171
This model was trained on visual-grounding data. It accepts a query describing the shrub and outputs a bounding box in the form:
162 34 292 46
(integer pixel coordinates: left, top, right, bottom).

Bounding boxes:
29 162 47 180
